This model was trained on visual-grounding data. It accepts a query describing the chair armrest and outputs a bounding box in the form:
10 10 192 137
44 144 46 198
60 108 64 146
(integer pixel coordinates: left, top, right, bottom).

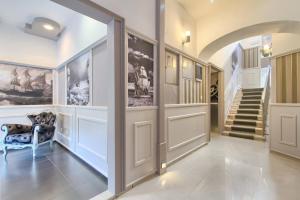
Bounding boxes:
1 124 32 136
32 124 56 145
34 124 55 133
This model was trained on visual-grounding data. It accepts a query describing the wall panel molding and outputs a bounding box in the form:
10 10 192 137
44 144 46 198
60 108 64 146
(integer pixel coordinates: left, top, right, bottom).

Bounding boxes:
133 121 153 167
280 115 297 147
167 112 206 151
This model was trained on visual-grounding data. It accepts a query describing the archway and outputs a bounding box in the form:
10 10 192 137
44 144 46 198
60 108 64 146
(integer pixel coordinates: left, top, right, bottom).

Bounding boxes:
199 20 300 60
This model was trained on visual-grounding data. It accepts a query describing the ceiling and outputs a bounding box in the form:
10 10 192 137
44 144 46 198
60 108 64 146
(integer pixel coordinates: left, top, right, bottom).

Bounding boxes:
0 0 77 29
177 0 237 19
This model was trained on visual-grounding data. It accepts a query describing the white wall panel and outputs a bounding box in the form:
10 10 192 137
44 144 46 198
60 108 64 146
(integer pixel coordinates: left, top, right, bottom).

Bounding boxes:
242 67 261 89
76 106 108 176
125 107 157 188
55 106 108 177
270 104 300 159
165 104 209 164
55 106 76 151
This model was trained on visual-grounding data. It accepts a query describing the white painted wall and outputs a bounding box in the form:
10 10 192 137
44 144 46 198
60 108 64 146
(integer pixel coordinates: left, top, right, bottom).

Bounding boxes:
209 42 242 118
91 0 156 40
56 14 107 66
165 0 198 57
209 42 239 87
272 33 300 56
0 23 57 67
196 0 300 58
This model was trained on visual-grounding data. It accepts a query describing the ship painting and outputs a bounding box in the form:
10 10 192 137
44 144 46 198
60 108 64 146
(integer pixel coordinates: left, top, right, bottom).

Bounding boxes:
0 63 53 105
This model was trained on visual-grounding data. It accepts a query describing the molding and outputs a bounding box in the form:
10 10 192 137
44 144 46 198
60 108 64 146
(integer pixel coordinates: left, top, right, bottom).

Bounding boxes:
57 112 73 139
125 170 156 189
270 148 300 160
165 103 208 108
133 121 153 167
55 105 108 111
126 106 159 112
0 60 54 70
167 142 208 166
76 115 108 162
165 44 207 66
0 105 54 109
270 103 300 107
56 37 108 69
280 115 297 147
126 27 158 45
167 112 206 151
0 114 29 119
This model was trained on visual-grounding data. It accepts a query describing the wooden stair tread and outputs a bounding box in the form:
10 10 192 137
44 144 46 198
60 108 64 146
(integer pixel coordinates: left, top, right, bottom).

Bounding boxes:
231 119 261 123
223 131 266 141
225 124 262 130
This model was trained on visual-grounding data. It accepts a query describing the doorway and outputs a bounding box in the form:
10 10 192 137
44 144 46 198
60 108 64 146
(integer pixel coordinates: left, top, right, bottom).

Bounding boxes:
209 64 224 136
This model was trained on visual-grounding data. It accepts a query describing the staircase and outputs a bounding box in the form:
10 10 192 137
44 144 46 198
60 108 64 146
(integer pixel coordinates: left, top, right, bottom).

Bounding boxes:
224 88 265 141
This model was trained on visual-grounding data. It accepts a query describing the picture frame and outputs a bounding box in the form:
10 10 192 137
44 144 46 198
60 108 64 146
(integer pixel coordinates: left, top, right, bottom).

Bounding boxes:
126 30 157 107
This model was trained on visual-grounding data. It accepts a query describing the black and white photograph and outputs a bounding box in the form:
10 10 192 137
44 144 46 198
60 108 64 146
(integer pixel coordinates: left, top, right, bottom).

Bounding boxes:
67 52 91 106
0 63 53 105
128 33 154 107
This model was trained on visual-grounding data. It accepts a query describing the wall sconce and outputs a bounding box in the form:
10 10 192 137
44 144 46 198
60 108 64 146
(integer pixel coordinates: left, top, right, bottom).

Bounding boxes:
161 163 167 169
182 31 191 45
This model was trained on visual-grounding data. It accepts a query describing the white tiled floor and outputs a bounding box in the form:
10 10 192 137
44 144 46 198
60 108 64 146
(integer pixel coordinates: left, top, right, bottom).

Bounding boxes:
118 134 300 200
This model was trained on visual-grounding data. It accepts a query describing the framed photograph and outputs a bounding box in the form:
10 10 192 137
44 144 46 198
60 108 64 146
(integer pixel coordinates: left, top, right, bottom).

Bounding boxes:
0 62 53 105
195 63 203 81
127 32 155 107
66 52 92 106
182 57 194 79
165 51 178 85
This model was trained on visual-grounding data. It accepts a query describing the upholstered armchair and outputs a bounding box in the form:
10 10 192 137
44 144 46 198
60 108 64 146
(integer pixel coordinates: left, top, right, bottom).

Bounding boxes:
1 112 56 160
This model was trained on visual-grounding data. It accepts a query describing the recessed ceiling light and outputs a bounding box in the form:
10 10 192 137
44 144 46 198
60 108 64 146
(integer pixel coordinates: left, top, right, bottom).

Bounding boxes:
43 24 54 31
210 0 214 3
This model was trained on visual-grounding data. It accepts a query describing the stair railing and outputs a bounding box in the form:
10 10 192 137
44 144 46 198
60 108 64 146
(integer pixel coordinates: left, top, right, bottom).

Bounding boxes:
261 65 271 135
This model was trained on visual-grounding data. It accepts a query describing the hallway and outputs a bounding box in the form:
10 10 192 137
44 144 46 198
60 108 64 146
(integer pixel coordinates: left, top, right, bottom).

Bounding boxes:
118 134 300 200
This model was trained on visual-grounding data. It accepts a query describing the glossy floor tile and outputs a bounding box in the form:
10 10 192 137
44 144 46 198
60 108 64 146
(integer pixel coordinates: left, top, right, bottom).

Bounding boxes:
0 143 107 200
118 134 300 200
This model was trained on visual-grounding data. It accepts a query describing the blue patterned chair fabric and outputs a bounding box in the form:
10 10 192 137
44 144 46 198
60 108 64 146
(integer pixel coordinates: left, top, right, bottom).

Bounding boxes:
2 112 56 145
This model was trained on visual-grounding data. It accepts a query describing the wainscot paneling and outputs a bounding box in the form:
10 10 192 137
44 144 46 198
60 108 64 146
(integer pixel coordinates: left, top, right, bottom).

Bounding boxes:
270 104 300 159
55 105 108 177
55 106 76 151
165 104 209 165
126 107 157 188
0 105 54 150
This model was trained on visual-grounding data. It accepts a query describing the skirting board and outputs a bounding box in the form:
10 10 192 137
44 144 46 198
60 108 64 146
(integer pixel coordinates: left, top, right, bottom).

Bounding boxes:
125 170 157 190
54 139 108 177
270 148 300 160
167 142 208 166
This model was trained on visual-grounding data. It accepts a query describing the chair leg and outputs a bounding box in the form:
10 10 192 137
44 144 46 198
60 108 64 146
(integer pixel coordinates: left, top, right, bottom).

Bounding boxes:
49 140 53 151
3 146 8 161
32 146 36 158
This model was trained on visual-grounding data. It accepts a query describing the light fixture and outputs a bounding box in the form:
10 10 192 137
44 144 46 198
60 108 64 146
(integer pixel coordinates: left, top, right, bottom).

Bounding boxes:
161 163 167 169
43 24 55 31
24 17 62 41
263 44 270 50
210 0 214 3
182 31 191 45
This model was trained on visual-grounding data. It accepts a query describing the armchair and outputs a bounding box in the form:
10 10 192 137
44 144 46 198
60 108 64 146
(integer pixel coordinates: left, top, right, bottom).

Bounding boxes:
1 112 56 160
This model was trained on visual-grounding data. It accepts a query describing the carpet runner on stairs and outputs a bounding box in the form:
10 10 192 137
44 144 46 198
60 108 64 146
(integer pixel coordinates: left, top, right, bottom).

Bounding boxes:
224 88 265 140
